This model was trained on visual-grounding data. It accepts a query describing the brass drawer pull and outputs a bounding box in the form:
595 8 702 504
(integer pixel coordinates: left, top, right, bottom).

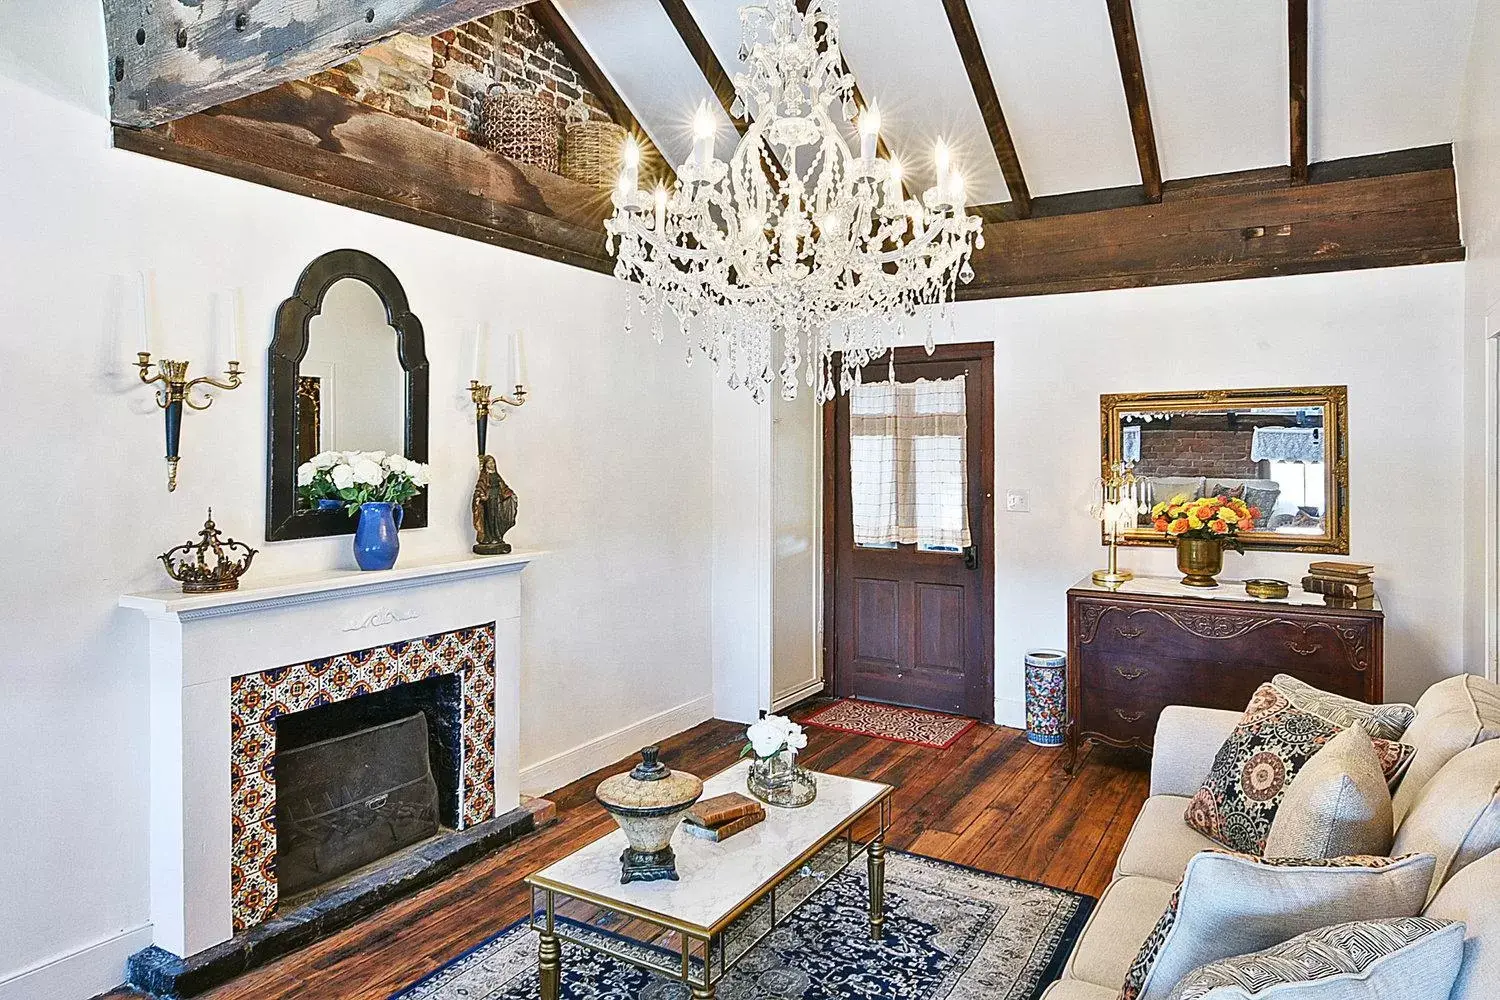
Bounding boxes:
1288 642 1322 657
1114 666 1146 681
1115 709 1144 723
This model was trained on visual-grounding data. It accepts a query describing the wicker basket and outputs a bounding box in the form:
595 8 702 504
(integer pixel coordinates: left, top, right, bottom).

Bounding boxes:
479 87 561 173
561 107 628 186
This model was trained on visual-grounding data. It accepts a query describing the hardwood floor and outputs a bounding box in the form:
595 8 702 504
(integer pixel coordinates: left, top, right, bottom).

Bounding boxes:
103 709 1147 1000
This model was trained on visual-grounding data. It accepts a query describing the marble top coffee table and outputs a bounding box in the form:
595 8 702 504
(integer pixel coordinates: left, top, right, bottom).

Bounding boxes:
525 759 893 1000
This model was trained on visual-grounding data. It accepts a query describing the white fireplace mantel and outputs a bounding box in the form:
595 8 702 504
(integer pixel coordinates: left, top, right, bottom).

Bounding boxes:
121 551 538 959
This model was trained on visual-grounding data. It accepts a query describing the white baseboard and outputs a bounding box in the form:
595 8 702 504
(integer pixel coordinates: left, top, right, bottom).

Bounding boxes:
995 695 1026 731
0 923 152 1000
520 694 715 796
772 677 824 712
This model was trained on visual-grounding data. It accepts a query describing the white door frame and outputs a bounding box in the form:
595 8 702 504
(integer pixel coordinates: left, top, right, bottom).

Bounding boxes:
1487 316 1500 685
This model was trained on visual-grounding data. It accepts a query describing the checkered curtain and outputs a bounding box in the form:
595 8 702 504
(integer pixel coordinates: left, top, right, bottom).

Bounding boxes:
849 375 972 549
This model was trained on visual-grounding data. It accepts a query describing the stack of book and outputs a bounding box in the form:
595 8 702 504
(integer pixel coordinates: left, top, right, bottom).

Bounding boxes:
1302 561 1376 608
682 792 766 842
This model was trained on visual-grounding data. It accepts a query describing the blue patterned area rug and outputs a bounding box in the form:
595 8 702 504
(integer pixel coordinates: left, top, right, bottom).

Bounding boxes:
392 851 1093 1000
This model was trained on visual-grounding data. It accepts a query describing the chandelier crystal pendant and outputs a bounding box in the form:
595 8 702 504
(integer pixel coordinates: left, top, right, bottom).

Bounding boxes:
605 0 985 403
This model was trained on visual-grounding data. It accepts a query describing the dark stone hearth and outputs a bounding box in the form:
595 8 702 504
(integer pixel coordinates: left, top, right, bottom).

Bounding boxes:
126 805 538 999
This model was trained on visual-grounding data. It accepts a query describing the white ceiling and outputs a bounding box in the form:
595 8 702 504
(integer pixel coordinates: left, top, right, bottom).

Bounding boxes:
553 0 1479 206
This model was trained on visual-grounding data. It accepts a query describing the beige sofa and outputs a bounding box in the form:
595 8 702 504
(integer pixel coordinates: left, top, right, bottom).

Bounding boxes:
1043 675 1500 1000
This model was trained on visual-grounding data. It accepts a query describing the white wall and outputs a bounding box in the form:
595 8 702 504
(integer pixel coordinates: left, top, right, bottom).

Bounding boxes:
0 2 712 995
926 264 1467 724
1457 0 1500 685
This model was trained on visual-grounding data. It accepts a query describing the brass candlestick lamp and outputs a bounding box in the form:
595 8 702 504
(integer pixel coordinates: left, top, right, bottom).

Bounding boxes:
468 380 527 456
1090 460 1141 588
136 352 244 491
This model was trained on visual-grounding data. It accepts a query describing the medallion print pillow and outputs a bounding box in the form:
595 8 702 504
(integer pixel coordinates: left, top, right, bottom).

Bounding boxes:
1184 684 1415 854
1118 852 1437 1000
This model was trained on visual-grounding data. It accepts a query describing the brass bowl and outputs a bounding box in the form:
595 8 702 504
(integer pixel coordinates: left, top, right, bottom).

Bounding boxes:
1244 578 1290 600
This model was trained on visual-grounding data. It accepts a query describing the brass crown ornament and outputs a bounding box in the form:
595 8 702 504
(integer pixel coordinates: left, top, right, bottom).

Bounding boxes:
159 509 257 593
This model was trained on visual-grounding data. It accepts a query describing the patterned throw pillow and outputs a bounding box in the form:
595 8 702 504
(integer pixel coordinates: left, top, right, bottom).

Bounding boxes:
1272 673 1416 741
1164 917 1464 1000
1184 684 1415 854
1119 852 1438 1000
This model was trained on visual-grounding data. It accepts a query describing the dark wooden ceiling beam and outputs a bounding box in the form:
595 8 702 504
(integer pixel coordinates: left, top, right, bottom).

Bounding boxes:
941 0 1031 217
1104 0 1163 203
527 0 675 186
104 0 531 127
963 148 1461 298
114 80 615 273
1289 0 1310 184
656 0 747 135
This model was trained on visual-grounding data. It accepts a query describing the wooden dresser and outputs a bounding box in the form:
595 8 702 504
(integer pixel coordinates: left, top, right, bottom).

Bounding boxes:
1064 575 1384 770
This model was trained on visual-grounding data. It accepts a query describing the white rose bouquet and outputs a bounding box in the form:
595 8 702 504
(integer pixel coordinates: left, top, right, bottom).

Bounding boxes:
741 714 808 761
297 450 432 515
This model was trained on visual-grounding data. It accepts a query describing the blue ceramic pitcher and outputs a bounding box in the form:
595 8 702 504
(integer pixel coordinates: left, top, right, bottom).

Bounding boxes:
353 502 403 571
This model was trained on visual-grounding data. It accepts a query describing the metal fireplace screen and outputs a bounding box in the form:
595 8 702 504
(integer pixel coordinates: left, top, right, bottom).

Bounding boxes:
276 712 440 899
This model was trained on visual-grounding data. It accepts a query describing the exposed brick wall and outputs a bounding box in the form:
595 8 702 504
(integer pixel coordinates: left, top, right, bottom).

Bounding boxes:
491 9 610 121
307 6 613 150
1135 428 1260 479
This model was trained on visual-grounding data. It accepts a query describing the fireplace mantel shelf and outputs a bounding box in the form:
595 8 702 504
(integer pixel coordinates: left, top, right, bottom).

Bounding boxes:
121 550 541 620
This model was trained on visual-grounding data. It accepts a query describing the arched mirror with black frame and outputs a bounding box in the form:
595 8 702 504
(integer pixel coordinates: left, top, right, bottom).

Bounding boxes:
266 249 430 541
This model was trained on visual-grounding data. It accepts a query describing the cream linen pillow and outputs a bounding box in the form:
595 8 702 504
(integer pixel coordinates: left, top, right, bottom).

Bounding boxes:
1393 674 1500 824
1392 738 1500 901
1118 852 1437 1000
1264 722 1394 859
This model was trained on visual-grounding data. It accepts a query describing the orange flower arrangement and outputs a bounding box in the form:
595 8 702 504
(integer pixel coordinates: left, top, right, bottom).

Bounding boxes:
1151 493 1260 552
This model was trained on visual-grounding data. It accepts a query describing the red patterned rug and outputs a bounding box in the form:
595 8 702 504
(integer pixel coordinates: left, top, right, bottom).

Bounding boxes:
802 699 978 749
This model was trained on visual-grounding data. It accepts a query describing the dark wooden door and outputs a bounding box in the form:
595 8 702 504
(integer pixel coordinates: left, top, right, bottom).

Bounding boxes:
827 343 994 720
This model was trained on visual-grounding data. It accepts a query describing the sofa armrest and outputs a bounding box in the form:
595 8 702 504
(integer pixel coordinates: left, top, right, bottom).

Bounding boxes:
1150 706 1241 797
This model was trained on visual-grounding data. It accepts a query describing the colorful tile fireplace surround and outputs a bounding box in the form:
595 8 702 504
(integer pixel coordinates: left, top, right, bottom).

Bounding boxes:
228 623 497 931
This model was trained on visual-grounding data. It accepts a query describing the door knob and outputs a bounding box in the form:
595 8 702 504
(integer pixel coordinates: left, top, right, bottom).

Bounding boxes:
963 542 978 570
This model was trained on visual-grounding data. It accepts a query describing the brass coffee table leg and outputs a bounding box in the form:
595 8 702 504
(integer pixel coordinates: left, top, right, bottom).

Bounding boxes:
868 837 886 940
691 986 715 1000
538 889 561 1000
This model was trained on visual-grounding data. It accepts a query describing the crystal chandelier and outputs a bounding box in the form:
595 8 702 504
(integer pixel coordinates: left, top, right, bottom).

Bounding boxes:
605 0 985 403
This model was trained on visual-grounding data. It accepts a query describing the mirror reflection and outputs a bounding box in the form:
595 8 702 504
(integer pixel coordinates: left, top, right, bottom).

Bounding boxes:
1124 406 1329 537
295 278 405 466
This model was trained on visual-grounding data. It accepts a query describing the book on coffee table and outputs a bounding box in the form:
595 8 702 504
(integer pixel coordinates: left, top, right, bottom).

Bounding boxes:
685 792 763 829
682 809 765 841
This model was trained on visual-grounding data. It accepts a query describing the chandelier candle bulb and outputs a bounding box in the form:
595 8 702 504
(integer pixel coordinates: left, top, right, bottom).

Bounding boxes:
654 185 668 233
620 136 640 194
859 103 880 162
692 101 716 170
934 139 952 199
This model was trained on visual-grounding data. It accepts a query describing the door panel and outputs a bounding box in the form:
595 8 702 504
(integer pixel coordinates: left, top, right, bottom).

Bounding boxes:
853 578 901 665
828 344 995 720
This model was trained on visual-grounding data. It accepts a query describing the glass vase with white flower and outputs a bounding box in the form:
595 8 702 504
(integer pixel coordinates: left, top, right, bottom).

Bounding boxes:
741 714 816 808
296 451 432 571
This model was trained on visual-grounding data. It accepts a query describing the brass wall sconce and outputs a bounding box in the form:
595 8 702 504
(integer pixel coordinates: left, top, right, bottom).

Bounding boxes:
468 380 527 456
136 352 245 491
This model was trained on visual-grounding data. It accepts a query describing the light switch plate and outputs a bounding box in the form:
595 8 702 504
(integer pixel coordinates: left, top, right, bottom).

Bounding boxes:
1005 490 1030 513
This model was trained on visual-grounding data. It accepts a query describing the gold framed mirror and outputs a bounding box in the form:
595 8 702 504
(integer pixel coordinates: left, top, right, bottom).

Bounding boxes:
1100 385 1348 553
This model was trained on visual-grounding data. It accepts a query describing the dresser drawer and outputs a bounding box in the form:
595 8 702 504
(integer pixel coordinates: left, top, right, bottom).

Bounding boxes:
1076 683 1161 745
1074 601 1379 702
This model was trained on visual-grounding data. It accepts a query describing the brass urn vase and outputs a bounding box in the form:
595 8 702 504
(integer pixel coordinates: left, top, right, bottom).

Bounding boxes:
1176 536 1225 588
595 747 703 884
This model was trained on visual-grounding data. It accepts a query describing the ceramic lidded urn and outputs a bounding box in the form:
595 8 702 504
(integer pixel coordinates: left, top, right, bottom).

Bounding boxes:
595 747 704 884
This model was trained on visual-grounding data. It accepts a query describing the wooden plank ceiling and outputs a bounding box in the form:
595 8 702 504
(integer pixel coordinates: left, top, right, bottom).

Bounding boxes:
109 0 1470 293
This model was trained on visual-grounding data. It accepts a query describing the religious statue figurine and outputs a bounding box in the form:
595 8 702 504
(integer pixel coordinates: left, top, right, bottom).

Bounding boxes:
472 454 518 555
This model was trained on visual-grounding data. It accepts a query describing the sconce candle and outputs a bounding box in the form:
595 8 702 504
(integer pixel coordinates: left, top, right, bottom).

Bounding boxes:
136 352 245 491
471 329 528 456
